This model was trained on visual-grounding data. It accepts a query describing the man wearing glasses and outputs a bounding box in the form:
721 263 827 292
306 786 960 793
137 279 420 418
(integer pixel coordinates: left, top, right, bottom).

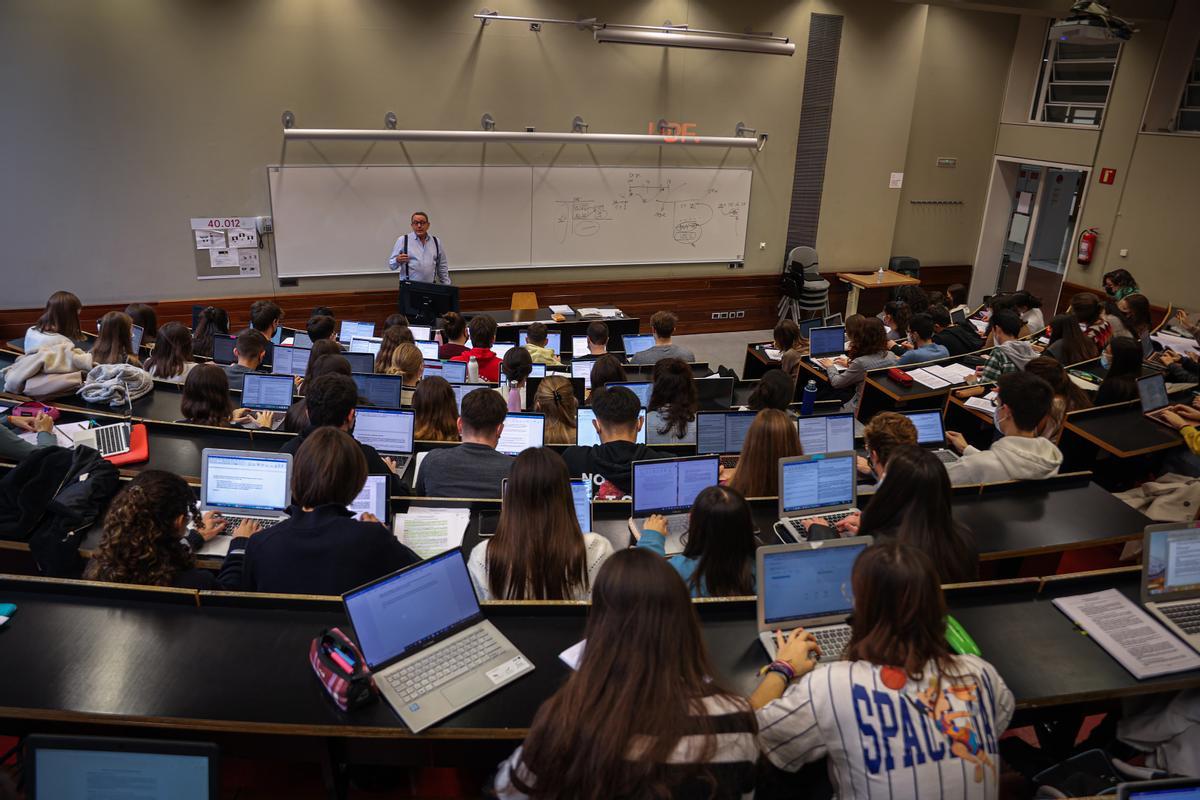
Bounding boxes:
387 211 451 284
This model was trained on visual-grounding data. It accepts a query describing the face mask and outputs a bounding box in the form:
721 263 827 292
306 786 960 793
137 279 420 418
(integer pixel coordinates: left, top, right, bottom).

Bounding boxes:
1100 353 1111 369
994 407 1007 435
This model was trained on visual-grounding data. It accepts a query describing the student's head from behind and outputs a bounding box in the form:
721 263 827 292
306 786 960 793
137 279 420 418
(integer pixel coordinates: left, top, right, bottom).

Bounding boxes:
986 310 1022 343
309 339 345 365
727 408 802 498
375 325 409 372
35 290 83 340
1011 290 1041 313
589 386 643 443
250 299 283 336
306 314 336 342
1071 292 1102 325
995 371 1053 434
1025 355 1091 413
908 313 935 345
925 289 946 309
883 300 911 334
1102 335 1143 379
747 369 794 412
649 358 697 411
234 329 268 367
412 375 459 441
124 303 157 339
682 486 756 597
388 343 424 384
1118 293 1152 332
773 319 801 351
292 427 367 509
467 314 497 349
459 387 508 446
894 284 929 316
526 322 550 347
305 373 359 430
502 345 533 385
181 363 234 426
586 321 609 348
535 375 578 443
861 411 918 476
191 306 229 356
312 305 335 319
946 283 967 307
1103 268 1137 296
928 306 952 331
383 312 407 329
590 354 626 390
848 316 889 359
650 310 678 342
88 470 199 586
440 311 467 342
146 321 193 379
846 541 954 679
92 310 135 365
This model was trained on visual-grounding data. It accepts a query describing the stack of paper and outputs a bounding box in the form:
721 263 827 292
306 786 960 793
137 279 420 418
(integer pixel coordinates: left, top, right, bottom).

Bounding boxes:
763 347 782 361
1153 332 1200 358
970 318 989 334
964 396 996 416
394 508 471 558
906 368 950 390
1053 589 1200 679
18 421 93 449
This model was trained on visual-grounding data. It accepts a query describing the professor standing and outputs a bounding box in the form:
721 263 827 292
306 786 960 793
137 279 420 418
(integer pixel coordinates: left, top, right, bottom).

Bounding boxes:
387 210 451 284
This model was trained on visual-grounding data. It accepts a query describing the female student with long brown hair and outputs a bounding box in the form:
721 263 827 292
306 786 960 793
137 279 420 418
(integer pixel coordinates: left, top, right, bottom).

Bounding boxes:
190 305 229 358
91 311 141 366
1044 312 1098 365
24 290 84 352
825 316 898 411
412 375 459 441
753 541 1013 797
467 447 613 600
533 375 578 445
493 548 757 800
646 357 698 443
725 408 802 497
180 363 269 428
144 321 196 383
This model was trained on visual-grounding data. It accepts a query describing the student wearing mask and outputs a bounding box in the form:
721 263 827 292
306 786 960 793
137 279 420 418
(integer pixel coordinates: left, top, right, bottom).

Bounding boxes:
499 346 533 412
468 447 613 601
930 306 983 357
416 388 514 497
451 314 502 382
1024 356 1090 440
25 291 85 353
646 358 698 444
190 306 229 359
220 428 420 595
629 311 696 365
897 313 949 365
1044 313 1098 365
825 317 898 412
1095 336 1143 406
1103 268 1139 301
123 303 157 347
945 371 1063 484
585 321 609 356
1072 293 1113 351
1102 299 1134 342
91 311 141 366
180 364 270 428
560 386 654 498
635 485 756 597
753 541 1012 797
746 369 795 413
773 319 804 382
305 314 337 343
534 375 577 445
1118 293 1155 351
725 409 802 496
523 322 562 366
971 310 1038 385
493 548 757 800
281 373 400 482
224 329 268 391
412 375 460 442
144 322 196 383
437 311 470 360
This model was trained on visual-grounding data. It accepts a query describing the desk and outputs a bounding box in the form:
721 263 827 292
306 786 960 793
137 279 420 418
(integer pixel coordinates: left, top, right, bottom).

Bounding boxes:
1060 401 1183 471
742 343 779 380
465 309 639 349
837 270 920 316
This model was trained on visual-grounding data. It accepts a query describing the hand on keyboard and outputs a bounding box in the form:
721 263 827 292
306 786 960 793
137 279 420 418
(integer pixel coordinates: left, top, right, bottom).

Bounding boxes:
638 514 670 541
772 628 822 675
196 511 229 542
835 512 861 535
233 519 263 539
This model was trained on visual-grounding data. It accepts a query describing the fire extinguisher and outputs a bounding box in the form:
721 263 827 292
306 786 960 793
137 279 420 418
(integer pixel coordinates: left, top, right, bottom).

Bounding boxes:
1077 228 1098 266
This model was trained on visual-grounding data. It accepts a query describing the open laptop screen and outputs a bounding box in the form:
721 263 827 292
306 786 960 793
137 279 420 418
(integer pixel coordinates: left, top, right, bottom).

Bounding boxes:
344 351 375 374
414 340 440 360
632 457 719 516
607 381 653 407
1145 526 1200 599
203 452 290 514
348 474 389 521
576 407 646 447
30 739 215 800
130 324 145 352
353 408 414 454
696 411 757 454
798 317 824 339
338 320 375 344
344 550 481 669
496 412 545 456
761 543 865 627
808 326 846 358
572 359 594 389
350 337 382 355
903 410 946 446
353 373 403 409
622 334 655 357
241 373 294 411
409 324 432 340
272 345 311 377
292 331 313 348
571 336 590 358
780 454 856 516
451 383 476 412
571 479 591 533
796 414 855 455
519 330 562 354
212 334 236 365
1138 374 1169 414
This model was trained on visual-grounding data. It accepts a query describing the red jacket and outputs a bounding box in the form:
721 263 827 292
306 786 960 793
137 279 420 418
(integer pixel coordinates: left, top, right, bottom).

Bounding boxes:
451 347 501 382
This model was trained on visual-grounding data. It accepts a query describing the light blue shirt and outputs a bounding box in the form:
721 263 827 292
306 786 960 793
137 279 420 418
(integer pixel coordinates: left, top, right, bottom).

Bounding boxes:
897 341 949 365
387 232 450 284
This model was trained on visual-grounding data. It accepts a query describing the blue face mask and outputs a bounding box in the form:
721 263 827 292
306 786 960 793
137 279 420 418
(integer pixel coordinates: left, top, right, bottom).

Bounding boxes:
1100 353 1111 369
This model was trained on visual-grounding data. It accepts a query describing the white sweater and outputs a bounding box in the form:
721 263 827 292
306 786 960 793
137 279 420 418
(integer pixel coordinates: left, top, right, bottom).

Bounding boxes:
468 533 613 601
945 435 1063 486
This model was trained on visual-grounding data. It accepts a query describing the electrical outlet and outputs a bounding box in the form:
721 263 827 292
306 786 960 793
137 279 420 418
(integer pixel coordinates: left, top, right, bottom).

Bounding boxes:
711 312 720 320
718 312 730 320
759 242 767 250
1119 248 1129 257
735 310 745 318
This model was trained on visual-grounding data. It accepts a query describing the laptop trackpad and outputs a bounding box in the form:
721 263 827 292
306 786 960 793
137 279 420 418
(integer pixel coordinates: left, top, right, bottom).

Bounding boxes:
441 673 492 707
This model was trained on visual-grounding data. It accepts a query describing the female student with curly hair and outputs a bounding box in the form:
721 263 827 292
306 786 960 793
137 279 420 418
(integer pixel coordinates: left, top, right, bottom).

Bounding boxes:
412 375 459 441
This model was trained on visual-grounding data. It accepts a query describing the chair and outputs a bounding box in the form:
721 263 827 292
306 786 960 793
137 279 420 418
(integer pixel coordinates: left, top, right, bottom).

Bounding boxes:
778 246 830 323
888 256 920 279
510 292 539 311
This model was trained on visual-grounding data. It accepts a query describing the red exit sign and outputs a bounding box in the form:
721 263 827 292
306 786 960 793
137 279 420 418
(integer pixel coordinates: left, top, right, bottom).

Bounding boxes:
1098 167 1117 184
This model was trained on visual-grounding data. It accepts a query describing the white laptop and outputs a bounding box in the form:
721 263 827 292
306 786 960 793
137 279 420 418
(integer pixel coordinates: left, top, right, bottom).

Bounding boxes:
901 410 961 464
576 406 646 447
622 334 655 359
492 342 515 360
571 358 595 389
239 372 293 430
518 330 562 354
796 413 855 455
342 549 534 733
607 381 653 407
348 474 390 523
72 421 132 457
272 345 312 378
352 407 415 473
199 448 292 533
628 456 719 554
338 320 375 345
571 336 591 359
695 410 758 469
496 412 545 456
756 536 873 661
414 340 440 360
776 452 861 542
350 336 382 355
1142 522 1200 653
529 363 546 378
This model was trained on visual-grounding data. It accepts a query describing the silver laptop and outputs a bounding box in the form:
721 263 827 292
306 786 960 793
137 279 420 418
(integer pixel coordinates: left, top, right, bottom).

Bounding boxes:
352 407 415 474
902 409 961 464
756 536 873 661
239 372 293 430
776 452 861 542
796 413 855 456
627 455 719 554
807 325 847 359
342 549 534 733
1138 373 1174 428
72 421 132 457
1142 522 1200 653
575 407 646 447
199 449 292 528
496 412 546 456
695 410 757 469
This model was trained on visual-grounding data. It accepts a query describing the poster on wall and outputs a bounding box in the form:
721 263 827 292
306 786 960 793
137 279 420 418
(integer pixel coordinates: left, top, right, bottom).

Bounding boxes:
192 216 262 280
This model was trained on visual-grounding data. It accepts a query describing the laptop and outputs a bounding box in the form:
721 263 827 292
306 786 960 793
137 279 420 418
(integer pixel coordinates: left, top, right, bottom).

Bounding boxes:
272 345 312 377
338 319 375 345
26 735 218 800
239 372 293 429
756 536 873 661
622 333 656 358
607 381 653 407
292 330 313 348
796 413 855 456
529 363 546 378
496 412 545 456
628 455 720 554
808 325 846 359
348 473 390 523
797 316 825 340
823 313 843 327
353 373 403 408
1116 778 1200 800
571 358 595 389
95 321 145 352
200 449 292 528
72 421 132 457
951 309 969 326
451 383 476 412
695 410 757 469
409 324 432 340
901 410 961 464
1141 522 1200 653
343 549 533 733
576 406 646 447
571 335 591 358
212 333 236 365
518 330 562 354
1139 373 1173 426
414 340 440 360
776 452 861 542
353 407 415 473
350 336 383 355
344 350 376 374
491 342 515 361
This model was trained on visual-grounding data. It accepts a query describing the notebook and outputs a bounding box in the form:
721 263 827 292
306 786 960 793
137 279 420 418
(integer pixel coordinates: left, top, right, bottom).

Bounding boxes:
353 407 415 473
344 350 375 375
496 412 545 456
808 325 846 359
796 413 855 455
342 549 533 733
622 334 655 358
756 536 873 661
26 735 218 800
338 320 375 344
353 373 403 409
776 452 860 542
271 345 311 377
901 410 961 464
1142 522 1200 654
606 381 653 407
239 373 293 429
628 456 719 554
199 449 292 528
576 406 646 447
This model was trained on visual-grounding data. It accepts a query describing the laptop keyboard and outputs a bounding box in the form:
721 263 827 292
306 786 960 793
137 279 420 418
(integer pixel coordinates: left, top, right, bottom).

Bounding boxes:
94 422 131 456
934 449 959 464
221 514 282 529
1162 601 1200 635
388 628 504 703
802 510 856 526
719 455 740 470
812 625 852 660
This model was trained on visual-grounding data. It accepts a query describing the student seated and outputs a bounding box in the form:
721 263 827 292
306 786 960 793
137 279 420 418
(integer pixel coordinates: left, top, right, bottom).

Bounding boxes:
91 311 141 366
725 408 802 496
585 321 609 356
281 373 399 480
180 364 269 428
534 375 578 445
825 317 898 411
1072 292 1113 351
372 325 405 372
85 470 250 589
945 371 1063 484
1012 290 1045 332
144 322 196 383
499 346 533 411
124 303 157 347
1118 293 1154 346
299 349 350 396
412 375 460 442
855 410 918 478
1102 298 1133 341
894 284 930 316
773 319 804 382
0 411 56 462
224 329 268 391
930 306 983 357
946 282 970 317
897 313 949 365
1044 312 1098 364
437 311 470 360
629 311 696 365
561 386 654 498
493 548 757 800
635 485 756 597
468 448 613 601
971 310 1037 385
306 314 336 343
416 387 514 497
1095 336 1142 406
646 358 697 444
1103 267 1139 301
383 342 423 406
451 314 502 382
24 290 84 352
523 322 562 366
1024 356 1090 440
220 428 421 596
745 369 795 413
248 299 283 341
313 305 336 320
882 300 910 342
752 541 1012 795
588 354 626 396
1151 399 1200 476
190 305 229 358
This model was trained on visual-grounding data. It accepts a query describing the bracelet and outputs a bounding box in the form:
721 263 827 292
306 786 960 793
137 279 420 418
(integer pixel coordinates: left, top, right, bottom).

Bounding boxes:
765 660 797 683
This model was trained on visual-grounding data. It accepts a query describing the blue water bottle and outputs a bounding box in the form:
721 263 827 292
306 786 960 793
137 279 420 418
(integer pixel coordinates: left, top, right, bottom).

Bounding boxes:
801 379 817 416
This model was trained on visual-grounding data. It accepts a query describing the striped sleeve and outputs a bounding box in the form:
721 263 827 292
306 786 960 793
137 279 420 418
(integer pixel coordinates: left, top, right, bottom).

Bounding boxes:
756 670 827 771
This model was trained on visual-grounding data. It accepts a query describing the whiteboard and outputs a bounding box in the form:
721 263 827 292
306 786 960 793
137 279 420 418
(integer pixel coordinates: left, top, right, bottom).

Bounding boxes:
268 165 751 278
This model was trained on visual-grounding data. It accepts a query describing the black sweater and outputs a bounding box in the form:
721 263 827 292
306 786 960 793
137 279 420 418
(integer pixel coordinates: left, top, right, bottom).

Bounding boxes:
559 440 657 496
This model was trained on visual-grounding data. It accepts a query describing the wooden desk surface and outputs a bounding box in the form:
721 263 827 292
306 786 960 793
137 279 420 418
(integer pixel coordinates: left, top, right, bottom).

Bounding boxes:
837 270 921 289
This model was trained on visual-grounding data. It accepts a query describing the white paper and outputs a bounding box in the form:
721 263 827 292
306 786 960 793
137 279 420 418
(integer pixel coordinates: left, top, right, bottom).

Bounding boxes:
228 228 258 248
393 508 470 559
576 308 603 318
763 347 782 361
194 229 226 250
964 396 996 416
20 421 92 449
1052 589 1200 679
906 368 950 390
0 405 11 416
209 248 238 268
1153 332 1200 358
559 639 587 670
1016 191 1033 215
1008 214 1030 246
935 362 978 383
238 249 260 277
889 172 904 189
549 304 574 316
970 318 989 334
597 308 622 318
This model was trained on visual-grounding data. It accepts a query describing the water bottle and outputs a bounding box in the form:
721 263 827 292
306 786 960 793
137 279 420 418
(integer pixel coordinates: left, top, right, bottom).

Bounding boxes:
801 380 817 416
875 265 885 284
467 355 480 383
